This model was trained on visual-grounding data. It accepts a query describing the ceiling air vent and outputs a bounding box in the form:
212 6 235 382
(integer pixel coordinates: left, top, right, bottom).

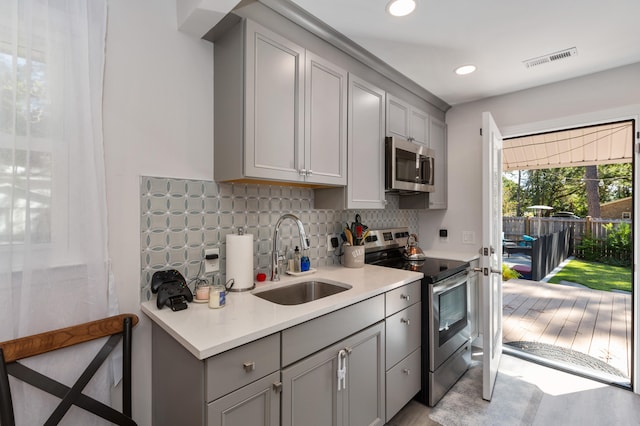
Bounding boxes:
523 47 578 68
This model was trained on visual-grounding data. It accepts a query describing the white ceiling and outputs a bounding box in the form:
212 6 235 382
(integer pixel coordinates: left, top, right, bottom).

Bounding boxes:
288 0 640 106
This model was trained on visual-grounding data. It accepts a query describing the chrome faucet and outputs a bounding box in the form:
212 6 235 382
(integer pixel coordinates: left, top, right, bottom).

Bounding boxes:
271 214 310 281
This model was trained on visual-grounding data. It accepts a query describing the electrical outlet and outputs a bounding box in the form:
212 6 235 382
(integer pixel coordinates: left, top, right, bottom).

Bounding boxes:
204 248 219 273
326 235 333 252
326 234 340 253
462 231 475 245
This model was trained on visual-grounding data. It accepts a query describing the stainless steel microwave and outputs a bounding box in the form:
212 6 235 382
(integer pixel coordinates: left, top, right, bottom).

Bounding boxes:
385 136 435 193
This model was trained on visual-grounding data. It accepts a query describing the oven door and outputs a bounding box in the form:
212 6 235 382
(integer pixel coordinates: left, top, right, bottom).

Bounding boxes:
428 270 470 371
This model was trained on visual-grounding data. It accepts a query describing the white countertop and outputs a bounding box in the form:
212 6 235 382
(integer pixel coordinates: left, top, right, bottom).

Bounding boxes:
141 265 423 360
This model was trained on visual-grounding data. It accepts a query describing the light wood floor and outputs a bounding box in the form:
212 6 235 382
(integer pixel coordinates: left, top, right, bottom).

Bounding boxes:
502 278 631 377
389 353 640 426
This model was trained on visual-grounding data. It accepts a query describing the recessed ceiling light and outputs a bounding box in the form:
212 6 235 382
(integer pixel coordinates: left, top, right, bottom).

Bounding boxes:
386 0 416 17
455 65 476 75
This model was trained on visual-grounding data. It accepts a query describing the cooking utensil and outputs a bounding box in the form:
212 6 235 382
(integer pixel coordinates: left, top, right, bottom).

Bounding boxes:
404 233 426 260
344 228 353 245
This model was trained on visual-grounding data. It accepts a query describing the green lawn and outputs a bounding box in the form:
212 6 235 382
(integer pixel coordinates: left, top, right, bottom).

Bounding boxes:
547 259 632 292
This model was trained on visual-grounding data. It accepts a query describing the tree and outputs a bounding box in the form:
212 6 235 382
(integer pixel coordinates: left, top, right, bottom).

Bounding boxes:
502 163 632 217
584 165 601 217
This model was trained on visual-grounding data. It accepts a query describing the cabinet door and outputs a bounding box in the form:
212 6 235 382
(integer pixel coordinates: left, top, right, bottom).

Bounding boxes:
344 322 385 426
428 116 447 209
409 107 429 147
386 95 410 139
207 372 280 426
281 323 385 426
305 52 347 185
347 74 386 209
245 21 304 182
281 344 342 426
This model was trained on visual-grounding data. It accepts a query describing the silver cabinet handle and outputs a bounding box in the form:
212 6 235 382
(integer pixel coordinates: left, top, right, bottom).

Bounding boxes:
272 382 282 393
243 361 255 372
298 169 307 176
306 169 313 176
402 368 411 375
401 318 410 326
400 294 410 302
337 349 347 391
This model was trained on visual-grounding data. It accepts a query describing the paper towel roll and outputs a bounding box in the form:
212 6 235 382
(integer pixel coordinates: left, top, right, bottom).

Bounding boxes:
226 233 255 291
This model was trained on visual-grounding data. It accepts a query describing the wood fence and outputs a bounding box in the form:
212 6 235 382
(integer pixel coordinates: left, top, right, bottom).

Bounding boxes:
503 216 632 264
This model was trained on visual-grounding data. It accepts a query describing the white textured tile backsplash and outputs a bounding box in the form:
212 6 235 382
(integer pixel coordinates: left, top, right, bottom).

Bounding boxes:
140 176 418 300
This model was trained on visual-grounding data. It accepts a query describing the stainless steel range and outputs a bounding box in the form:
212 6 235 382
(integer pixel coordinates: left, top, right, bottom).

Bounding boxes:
363 227 472 407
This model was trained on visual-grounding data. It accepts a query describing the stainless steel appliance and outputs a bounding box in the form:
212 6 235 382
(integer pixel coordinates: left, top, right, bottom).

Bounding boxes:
385 136 435 193
364 227 471 406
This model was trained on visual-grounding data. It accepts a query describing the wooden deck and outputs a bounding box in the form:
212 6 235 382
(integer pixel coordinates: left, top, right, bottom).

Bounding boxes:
503 279 632 378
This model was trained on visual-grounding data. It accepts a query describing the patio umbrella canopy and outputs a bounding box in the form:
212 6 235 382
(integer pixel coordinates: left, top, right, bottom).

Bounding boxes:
527 205 553 236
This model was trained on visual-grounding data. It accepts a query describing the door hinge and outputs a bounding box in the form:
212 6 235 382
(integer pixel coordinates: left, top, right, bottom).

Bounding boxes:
480 128 483 136
636 131 639 139
483 247 489 256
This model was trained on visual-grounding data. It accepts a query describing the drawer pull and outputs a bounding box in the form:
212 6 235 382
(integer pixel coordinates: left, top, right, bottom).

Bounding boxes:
401 318 411 326
243 361 256 372
402 368 411 375
272 382 283 393
400 294 410 302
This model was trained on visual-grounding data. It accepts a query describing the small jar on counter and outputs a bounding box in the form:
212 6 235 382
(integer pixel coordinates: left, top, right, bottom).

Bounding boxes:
209 283 226 309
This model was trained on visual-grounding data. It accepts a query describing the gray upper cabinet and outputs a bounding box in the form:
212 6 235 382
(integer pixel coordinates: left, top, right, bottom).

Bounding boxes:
305 52 348 185
428 116 447 209
314 74 386 210
385 94 429 147
214 19 346 185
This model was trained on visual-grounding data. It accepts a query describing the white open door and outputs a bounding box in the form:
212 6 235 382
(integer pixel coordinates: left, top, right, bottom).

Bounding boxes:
481 112 503 401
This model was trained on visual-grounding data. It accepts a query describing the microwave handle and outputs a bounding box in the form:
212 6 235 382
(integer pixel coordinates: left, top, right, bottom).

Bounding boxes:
428 156 434 185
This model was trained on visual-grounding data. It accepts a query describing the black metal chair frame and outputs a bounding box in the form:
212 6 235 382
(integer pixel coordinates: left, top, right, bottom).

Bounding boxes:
0 314 137 426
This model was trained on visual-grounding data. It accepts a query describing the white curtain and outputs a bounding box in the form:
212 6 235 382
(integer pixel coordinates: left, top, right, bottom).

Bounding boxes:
0 0 117 424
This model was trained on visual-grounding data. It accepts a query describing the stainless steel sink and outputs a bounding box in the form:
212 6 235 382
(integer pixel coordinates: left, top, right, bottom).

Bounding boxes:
253 281 351 305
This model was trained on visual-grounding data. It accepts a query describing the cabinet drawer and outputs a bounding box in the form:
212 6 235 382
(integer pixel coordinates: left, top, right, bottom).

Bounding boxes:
281 295 384 366
385 302 421 368
206 333 280 402
385 348 421 422
385 280 421 316
207 371 280 426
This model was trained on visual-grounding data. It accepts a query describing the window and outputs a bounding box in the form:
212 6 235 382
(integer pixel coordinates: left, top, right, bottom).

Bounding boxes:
0 44 53 245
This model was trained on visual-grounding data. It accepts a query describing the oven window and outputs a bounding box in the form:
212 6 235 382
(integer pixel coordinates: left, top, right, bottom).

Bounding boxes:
438 283 467 345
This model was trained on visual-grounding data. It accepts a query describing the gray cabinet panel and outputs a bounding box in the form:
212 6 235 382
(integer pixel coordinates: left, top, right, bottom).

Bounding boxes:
152 324 206 426
245 20 304 181
281 345 341 426
305 52 347 185
428 116 447 209
206 333 280 402
281 294 384 366
207 371 280 426
385 348 421 421
385 280 421 316
386 95 410 140
345 323 385 426
385 302 422 368
282 322 385 426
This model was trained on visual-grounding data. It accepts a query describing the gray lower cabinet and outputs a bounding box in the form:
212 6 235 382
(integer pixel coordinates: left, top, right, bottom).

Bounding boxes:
207 372 280 426
151 324 281 426
384 280 422 421
281 322 386 426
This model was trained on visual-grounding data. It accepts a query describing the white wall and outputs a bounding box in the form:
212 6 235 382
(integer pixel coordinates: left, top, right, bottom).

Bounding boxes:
103 0 213 424
419 62 640 254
